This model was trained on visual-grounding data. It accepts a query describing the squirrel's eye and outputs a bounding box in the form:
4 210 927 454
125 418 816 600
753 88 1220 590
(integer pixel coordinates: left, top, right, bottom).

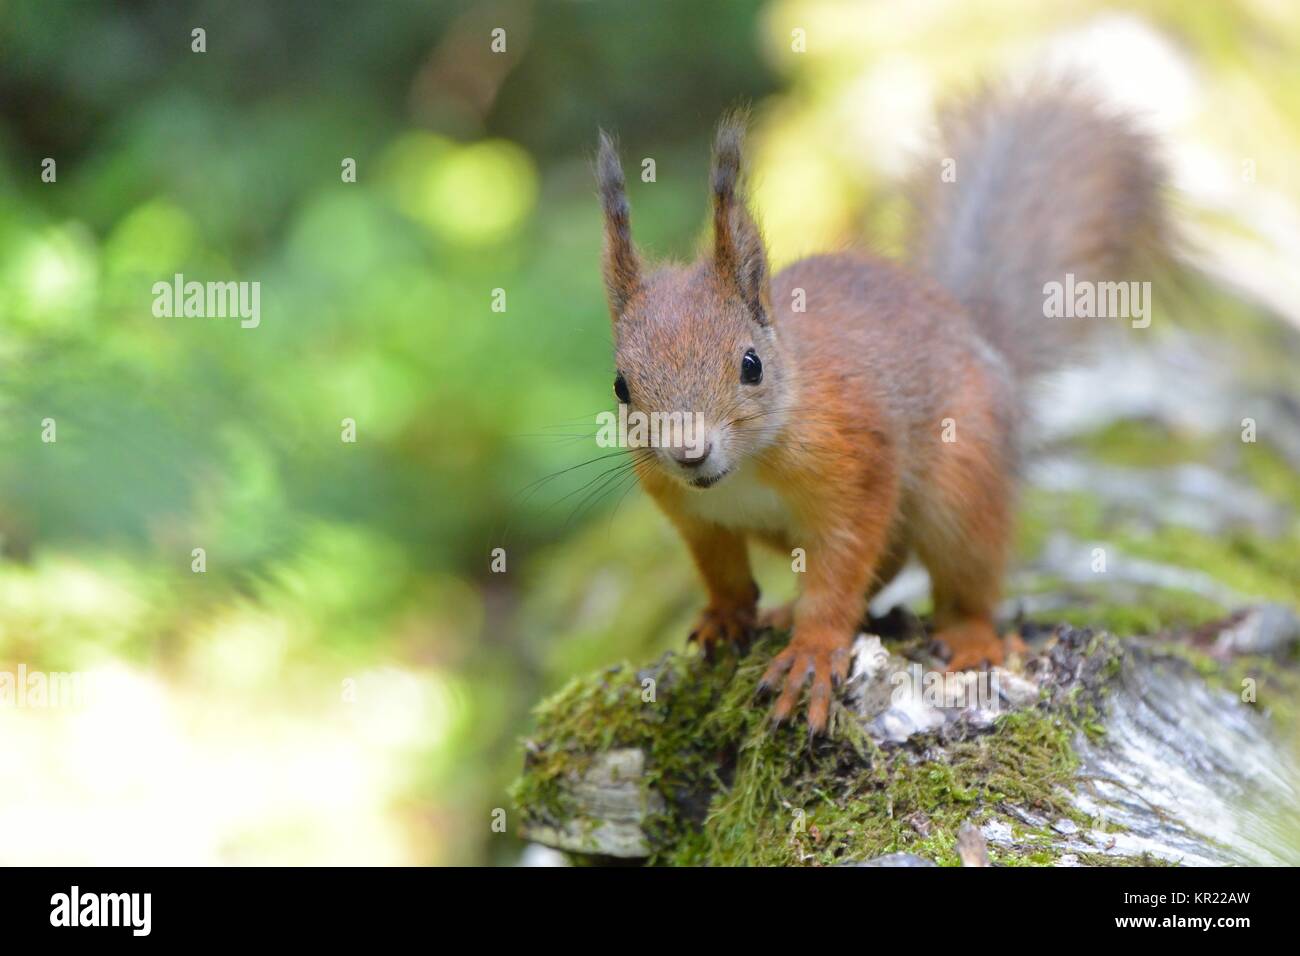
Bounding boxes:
614 373 630 404
740 348 762 385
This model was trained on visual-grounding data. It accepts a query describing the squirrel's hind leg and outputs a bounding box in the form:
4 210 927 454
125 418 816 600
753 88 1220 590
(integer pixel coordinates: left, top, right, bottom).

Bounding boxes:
911 421 1019 671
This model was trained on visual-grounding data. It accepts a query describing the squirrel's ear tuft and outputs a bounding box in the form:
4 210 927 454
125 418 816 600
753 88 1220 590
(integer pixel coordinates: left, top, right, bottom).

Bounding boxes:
710 109 771 326
711 112 745 205
595 130 641 320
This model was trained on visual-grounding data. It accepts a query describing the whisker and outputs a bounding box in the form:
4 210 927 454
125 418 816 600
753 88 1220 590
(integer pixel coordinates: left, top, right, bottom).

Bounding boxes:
563 454 651 527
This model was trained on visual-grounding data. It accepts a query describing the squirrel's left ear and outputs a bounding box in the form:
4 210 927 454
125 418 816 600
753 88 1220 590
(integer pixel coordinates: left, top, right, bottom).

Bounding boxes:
596 131 642 322
711 111 772 326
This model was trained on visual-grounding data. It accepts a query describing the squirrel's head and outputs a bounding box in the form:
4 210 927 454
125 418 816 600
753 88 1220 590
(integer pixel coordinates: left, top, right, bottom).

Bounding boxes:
595 114 791 491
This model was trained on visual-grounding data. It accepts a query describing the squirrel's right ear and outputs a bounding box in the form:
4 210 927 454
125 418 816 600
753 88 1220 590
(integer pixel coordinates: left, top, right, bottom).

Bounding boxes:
710 110 772 326
596 131 642 321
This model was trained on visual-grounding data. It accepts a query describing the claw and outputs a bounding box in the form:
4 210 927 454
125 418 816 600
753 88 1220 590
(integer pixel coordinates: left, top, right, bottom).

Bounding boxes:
756 630 851 736
688 602 757 663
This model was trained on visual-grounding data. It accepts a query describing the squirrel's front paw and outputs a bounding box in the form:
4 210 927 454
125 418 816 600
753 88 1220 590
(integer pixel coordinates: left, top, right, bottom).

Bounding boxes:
688 603 757 661
757 629 852 735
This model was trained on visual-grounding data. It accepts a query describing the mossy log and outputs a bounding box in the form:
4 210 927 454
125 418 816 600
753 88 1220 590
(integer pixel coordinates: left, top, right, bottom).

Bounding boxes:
513 606 1300 866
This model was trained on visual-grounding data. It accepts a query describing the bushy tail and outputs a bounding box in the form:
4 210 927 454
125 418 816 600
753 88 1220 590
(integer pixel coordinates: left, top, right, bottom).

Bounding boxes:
909 80 1166 381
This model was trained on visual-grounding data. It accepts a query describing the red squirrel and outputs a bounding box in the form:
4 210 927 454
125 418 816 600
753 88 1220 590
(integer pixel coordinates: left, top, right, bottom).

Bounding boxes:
593 84 1164 733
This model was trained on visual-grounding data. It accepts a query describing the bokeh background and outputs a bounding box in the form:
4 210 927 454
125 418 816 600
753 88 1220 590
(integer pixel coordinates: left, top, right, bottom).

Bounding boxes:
1 0 1297 865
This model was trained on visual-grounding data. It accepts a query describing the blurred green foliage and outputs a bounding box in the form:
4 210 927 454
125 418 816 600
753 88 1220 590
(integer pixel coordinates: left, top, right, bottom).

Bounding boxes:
0 0 777 566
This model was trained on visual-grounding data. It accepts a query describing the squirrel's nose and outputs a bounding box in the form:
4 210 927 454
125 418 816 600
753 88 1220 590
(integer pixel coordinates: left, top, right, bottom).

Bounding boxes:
669 442 712 469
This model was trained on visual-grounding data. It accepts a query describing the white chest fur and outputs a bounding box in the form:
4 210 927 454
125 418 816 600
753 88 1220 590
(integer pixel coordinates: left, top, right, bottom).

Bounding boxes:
683 462 795 534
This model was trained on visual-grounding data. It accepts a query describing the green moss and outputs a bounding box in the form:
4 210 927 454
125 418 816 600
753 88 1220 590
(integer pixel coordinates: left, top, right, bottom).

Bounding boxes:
697 706 1088 868
1241 443 1300 514
1023 587 1227 637
513 629 1138 866
1016 488 1107 555
509 646 740 850
1115 528 1300 605
1075 419 1213 469
1016 460 1299 636
1019 405 1300 615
